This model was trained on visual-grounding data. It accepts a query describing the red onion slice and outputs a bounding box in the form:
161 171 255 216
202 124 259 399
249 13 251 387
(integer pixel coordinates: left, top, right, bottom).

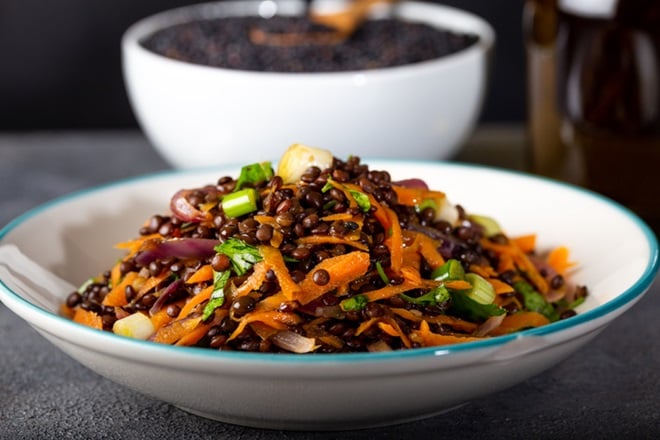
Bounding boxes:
135 238 219 267
271 330 318 353
149 278 184 316
170 189 210 222
392 178 429 190
474 314 506 337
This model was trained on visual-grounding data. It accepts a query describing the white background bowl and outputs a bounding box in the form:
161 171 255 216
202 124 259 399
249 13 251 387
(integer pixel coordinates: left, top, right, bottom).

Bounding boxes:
122 0 494 168
0 161 657 430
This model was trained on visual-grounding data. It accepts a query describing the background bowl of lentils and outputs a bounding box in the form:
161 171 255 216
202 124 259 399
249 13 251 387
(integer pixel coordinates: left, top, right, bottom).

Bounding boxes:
122 0 495 168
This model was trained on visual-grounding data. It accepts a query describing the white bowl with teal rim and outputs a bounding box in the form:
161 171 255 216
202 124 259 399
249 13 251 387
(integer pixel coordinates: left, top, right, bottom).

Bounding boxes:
0 160 657 430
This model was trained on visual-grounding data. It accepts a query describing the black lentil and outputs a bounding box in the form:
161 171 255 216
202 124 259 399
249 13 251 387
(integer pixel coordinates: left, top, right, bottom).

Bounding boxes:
67 153 587 354
141 16 479 73
231 296 256 317
312 268 330 286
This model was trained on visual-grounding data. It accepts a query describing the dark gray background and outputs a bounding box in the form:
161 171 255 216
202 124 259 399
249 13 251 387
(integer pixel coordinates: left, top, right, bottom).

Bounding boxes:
0 0 526 130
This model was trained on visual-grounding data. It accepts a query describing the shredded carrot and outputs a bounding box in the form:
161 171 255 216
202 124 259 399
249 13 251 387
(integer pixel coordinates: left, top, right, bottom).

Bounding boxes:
296 251 371 305
392 308 479 333
547 246 576 275
513 250 549 294
320 212 355 222
177 285 214 319
468 264 498 279
497 252 516 274
342 182 391 237
378 318 412 348
114 234 159 255
295 235 369 251
318 334 344 349
512 234 537 254
254 291 289 312
150 306 176 331
185 264 214 284
488 278 516 295
411 320 483 347
138 271 169 296
110 261 122 289
362 266 422 302
250 320 282 340
152 315 203 344
481 238 549 294
103 271 139 307
227 311 302 341
199 200 218 213
253 215 285 247
73 307 103 330
402 244 422 272
253 215 279 228
355 317 380 336
424 314 479 333
391 185 446 207
232 261 269 299
324 180 359 210
60 303 75 319
175 311 225 346
489 311 550 336
383 206 403 273
414 232 445 270
388 307 423 321
259 246 300 300
363 283 414 303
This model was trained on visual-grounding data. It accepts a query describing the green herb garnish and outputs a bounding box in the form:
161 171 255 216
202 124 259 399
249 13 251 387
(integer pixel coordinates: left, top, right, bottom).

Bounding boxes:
340 294 368 312
215 238 262 276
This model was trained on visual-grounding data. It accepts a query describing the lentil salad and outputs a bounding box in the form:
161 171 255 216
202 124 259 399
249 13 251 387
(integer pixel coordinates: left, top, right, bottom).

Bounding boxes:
63 145 587 353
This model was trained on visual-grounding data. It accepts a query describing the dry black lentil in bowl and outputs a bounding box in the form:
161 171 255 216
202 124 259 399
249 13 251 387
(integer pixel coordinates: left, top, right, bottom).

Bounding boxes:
63 145 588 353
140 13 479 73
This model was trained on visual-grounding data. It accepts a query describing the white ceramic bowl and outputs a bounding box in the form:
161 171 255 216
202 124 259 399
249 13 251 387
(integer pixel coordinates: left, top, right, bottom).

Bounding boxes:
121 0 494 169
1 161 657 430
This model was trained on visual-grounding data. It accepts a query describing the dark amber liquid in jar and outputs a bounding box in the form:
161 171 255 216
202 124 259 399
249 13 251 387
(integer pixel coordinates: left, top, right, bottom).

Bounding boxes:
525 0 660 232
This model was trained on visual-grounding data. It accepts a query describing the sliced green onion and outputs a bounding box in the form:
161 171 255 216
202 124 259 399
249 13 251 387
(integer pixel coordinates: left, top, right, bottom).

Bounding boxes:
415 198 437 213
468 214 501 237
235 161 273 190
375 261 390 284
465 273 496 305
514 280 560 322
222 188 258 218
449 291 505 322
431 259 465 281
340 294 368 312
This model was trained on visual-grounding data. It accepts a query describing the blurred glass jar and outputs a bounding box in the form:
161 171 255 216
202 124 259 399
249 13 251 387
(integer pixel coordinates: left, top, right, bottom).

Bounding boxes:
524 0 660 232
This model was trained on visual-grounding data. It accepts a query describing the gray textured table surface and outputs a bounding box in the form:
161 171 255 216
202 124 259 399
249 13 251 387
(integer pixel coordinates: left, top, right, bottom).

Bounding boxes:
1 129 658 439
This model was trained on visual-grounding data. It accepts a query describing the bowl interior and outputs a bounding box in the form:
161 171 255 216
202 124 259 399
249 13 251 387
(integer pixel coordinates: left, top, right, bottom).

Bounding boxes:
1 160 657 430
